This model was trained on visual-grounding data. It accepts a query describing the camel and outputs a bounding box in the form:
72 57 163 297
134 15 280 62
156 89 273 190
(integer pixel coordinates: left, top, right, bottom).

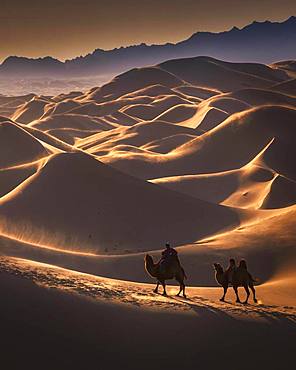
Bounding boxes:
213 260 258 304
144 254 187 298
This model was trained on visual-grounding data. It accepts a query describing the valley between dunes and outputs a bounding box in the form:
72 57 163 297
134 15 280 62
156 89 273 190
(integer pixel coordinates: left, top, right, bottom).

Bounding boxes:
0 56 296 369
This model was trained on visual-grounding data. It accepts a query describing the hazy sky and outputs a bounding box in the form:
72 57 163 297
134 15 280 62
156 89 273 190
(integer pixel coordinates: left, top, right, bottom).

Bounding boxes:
0 0 295 62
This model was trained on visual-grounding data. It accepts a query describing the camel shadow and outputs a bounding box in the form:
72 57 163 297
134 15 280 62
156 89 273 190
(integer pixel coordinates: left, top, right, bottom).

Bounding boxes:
168 295 296 327
170 295 236 322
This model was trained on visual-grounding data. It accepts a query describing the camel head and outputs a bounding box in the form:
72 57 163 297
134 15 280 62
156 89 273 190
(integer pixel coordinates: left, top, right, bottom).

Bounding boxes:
213 263 224 274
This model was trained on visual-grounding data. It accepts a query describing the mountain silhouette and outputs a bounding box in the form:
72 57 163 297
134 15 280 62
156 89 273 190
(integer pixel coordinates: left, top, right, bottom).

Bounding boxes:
1 16 295 78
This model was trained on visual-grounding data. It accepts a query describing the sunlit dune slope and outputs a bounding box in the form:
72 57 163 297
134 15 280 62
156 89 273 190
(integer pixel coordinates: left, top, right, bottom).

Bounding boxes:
76 120 199 154
175 85 220 99
151 164 275 209
122 95 194 121
102 106 296 180
152 138 296 211
21 124 77 153
141 133 197 154
30 113 110 132
0 152 238 253
12 96 52 124
45 128 100 145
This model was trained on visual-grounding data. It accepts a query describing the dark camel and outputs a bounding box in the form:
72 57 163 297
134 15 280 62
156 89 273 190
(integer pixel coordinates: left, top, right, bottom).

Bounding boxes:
144 254 187 298
213 261 258 304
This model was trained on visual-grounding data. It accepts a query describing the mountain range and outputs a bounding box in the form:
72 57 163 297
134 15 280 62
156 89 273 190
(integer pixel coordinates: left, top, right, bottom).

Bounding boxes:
1 16 295 79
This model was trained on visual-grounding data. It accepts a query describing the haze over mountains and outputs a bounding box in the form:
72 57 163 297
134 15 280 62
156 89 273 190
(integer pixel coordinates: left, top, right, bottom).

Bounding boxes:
1 16 295 97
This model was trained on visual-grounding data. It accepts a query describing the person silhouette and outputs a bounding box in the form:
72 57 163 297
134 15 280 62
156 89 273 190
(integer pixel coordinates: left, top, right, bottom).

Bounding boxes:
159 242 179 272
162 242 178 259
225 258 237 285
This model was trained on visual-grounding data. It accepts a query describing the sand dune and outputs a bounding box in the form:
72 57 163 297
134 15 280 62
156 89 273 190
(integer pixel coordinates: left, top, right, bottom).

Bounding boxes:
141 133 197 154
0 93 36 117
80 67 183 103
270 78 296 96
103 106 296 179
122 95 193 121
0 161 41 198
77 120 199 154
30 113 110 132
205 95 250 114
261 175 296 209
174 85 220 99
52 90 83 102
22 124 77 153
228 88 296 106
159 56 287 92
271 60 296 77
0 120 49 168
12 96 52 124
45 128 100 145
0 152 238 253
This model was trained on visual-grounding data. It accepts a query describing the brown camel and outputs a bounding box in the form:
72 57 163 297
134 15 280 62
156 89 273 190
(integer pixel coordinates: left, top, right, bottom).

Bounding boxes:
144 254 187 298
213 261 258 304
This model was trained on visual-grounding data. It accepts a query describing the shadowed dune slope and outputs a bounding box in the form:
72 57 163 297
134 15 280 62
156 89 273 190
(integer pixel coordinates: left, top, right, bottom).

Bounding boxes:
228 88 296 106
80 67 184 103
261 176 296 209
158 57 287 92
0 121 48 168
0 152 238 253
0 162 40 198
270 79 296 96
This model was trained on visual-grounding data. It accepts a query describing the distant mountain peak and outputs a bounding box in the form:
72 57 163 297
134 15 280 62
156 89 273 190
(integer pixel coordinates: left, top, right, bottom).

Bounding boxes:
1 16 295 79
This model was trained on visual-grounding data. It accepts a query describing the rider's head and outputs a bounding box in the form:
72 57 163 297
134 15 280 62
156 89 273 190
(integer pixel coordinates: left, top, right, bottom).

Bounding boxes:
229 258 235 265
165 242 170 249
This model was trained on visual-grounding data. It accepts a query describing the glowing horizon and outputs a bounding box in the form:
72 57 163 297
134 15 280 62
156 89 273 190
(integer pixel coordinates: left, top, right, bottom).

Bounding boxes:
1 0 295 63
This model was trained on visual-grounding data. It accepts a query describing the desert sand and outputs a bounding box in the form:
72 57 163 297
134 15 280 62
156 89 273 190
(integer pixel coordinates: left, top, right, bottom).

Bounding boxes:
0 55 295 369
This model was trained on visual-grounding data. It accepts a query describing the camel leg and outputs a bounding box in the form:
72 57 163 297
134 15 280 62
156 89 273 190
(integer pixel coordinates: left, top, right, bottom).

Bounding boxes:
220 285 228 302
182 283 186 298
175 275 186 298
153 281 159 294
249 283 258 303
233 285 241 303
243 285 250 304
160 280 167 296
176 284 182 296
